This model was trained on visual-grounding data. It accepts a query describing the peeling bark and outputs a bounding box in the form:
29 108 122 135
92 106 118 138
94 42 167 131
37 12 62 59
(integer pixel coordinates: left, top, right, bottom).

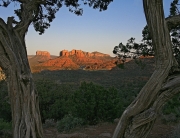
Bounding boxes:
112 0 180 137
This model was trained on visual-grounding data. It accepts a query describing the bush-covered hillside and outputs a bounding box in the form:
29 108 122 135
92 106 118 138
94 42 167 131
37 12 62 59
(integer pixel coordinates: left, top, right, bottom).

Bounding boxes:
1 58 180 136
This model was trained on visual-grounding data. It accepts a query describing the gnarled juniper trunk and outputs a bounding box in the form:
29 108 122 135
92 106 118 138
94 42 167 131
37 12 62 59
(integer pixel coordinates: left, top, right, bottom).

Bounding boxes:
0 18 43 138
112 0 180 138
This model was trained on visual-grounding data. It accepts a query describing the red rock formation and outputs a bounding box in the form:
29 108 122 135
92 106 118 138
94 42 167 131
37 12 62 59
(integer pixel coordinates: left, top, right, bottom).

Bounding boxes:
31 56 79 72
36 51 50 58
59 49 110 58
29 50 118 72
60 50 69 57
91 51 110 57
86 52 93 57
76 50 85 57
70 49 76 55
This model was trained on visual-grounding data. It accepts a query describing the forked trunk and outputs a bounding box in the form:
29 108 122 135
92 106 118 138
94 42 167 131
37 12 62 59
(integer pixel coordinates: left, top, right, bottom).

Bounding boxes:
0 18 44 138
112 0 180 137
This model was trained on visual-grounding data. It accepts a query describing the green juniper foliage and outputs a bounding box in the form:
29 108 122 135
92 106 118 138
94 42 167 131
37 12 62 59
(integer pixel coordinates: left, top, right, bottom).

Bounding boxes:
36 79 74 123
0 118 12 138
1 74 180 132
0 0 113 34
0 80 11 122
57 114 84 132
72 82 123 125
113 0 180 65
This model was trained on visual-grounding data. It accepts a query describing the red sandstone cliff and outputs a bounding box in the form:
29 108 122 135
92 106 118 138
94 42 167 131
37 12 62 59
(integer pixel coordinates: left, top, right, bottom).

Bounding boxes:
60 49 110 58
35 56 79 71
29 51 59 72
29 49 118 72
36 50 50 57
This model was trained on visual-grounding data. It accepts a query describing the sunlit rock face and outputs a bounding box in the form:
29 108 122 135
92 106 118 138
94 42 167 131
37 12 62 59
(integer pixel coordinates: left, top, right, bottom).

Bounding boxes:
36 56 79 70
36 51 50 58
29 49 119 72
59 49 110 58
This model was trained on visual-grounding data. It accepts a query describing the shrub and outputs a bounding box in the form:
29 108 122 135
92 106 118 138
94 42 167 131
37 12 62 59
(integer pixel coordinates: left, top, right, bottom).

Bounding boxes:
0 81 11 122
72 82 123 125
0 118 11 131
57 114 84 132
161 113 178 124
43 119 56 128
36 79 74 123
162 93 180 123
0 118 12 137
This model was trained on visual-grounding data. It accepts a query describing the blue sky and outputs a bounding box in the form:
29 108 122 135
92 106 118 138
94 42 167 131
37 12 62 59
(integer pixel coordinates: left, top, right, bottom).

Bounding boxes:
0 0 172 56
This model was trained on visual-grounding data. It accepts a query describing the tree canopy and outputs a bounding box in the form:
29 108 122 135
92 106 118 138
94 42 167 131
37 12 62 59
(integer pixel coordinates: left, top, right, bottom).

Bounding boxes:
0 0 113 34
113 0 180 65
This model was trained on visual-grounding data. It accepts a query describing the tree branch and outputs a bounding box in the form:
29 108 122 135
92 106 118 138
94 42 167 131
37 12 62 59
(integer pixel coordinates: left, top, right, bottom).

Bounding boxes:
17 0 26 3
0 18 8 31
166 15 180 30
14 2 36 38
0 30 11 70
131 108 156 131
13 0 44 38
0 18 22 72
16 0 46 5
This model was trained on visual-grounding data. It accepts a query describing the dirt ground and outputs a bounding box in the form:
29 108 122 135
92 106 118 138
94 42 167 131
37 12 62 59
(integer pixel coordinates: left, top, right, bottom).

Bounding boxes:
44 118 176 138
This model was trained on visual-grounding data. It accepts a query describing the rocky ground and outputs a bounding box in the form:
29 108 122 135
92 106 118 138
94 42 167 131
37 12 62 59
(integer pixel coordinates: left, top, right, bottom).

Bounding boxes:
44 118 176 138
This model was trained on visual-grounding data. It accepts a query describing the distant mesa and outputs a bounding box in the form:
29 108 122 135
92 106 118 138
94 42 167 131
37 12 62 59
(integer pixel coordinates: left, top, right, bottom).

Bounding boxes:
36 50 50 58
60 49 110 58
29 51 52 67
29 49 119 72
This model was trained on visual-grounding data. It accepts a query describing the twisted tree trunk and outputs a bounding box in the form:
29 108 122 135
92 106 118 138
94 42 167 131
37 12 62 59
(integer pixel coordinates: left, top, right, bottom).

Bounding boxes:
0 1 45 137
0 17 44 138
112 0 180 137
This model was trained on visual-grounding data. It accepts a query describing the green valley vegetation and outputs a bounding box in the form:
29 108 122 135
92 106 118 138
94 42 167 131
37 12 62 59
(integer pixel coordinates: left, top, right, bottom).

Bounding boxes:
0 0 113 137
1 63 180 136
